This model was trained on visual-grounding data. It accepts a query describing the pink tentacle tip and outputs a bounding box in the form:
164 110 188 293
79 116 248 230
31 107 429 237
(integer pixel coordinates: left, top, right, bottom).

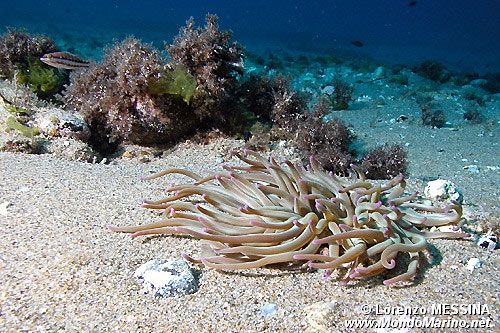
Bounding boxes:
354 267 366 274
292 219 301 227
130 233 140 239
312 239 323 245
181 252 197 263
339 224 350 231
383 279 395 286
322 269 333 280
169 208 175 216
248 220 259 226
339 279 350 286
106 224 116 232
383 228 390 237
386 259 396 269
375 201 383 208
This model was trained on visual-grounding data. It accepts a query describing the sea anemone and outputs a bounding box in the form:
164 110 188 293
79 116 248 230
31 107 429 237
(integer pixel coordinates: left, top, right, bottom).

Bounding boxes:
109 150 466 285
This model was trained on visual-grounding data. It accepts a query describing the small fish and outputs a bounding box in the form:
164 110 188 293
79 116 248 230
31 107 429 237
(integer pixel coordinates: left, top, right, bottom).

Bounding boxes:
40 52 90 70
408 1 417 7
350 40 364 48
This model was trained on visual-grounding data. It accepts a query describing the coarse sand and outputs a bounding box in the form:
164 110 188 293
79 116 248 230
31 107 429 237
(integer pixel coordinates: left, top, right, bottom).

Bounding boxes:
0 133 498 332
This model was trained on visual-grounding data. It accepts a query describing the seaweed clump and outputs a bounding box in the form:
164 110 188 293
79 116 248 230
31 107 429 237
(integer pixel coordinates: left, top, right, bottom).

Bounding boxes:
64 37 197 150
0 29 67 99
109 150 467 286
420 103 446 128
64 15 246 151
241 77 407 178
167 14 244 122
16 59 67 99
413 60 450 83
0 28 57 78
329 78 353 110
294 101 355 174
463 108 483 124
361 144 408 179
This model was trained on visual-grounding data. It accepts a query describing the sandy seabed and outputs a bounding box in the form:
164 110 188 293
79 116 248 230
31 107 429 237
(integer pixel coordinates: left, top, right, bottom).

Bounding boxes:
0 125 498 332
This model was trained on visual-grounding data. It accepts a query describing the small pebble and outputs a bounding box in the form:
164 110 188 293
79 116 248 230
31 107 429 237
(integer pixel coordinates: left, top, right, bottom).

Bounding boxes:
463 165 479 173
477 233 497 251
396 115 408 122
0 201 11 216
135 259 199 298
321 85 335 96
424 179 463 203
466 258 481 272
259 303 278 317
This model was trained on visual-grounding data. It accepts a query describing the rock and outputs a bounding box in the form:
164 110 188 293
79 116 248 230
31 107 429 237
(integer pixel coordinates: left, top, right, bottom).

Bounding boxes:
466 258 481 272
424 179 463 203
259 303 278 317
0 201 11 216
463 164 480 174
304 301 339 333
396 115 408 123
0 134 39 153
477 232 497 251
372 66 386 80
469 79 488 87
321 85 335 96
135 259 199 298
41 137 100 162
32 106 90 141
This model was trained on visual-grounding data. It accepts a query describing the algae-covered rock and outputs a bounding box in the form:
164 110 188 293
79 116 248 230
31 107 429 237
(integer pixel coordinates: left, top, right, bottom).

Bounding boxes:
40 137 100 162
32 106 90 141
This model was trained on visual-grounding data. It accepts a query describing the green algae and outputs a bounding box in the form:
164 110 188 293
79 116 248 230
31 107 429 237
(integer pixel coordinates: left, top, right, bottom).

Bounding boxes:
148 65 197 104
6 116 40 138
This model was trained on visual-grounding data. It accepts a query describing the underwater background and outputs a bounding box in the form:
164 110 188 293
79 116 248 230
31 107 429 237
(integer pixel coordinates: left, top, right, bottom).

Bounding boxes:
2 0 499 73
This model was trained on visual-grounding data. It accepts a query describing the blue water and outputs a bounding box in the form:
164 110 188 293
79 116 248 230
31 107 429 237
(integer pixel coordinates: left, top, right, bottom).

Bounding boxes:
1 0 499 73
